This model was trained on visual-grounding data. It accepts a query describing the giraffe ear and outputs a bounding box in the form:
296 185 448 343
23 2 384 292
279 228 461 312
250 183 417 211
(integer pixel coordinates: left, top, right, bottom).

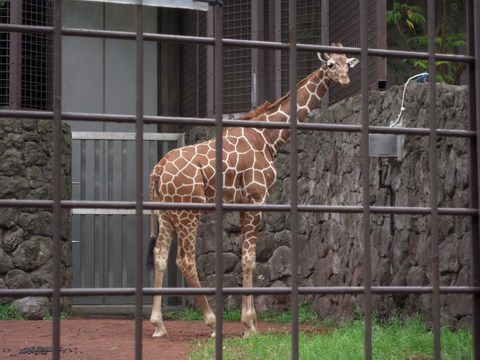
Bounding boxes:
346 57 359 68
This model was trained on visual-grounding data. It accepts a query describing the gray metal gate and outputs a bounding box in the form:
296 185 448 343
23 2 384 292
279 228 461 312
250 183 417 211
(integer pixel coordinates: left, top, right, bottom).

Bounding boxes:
71 131 185 311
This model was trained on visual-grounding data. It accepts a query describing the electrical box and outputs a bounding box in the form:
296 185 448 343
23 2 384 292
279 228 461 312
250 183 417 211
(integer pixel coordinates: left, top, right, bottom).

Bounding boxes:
369 134 404 161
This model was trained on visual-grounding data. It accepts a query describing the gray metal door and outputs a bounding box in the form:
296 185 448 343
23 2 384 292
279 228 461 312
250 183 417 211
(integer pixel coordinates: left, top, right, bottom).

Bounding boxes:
71 131 185 309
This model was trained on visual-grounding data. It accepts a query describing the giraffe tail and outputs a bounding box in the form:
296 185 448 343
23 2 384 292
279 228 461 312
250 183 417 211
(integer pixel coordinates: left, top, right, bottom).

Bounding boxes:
147 174 158 270
146 235 156 270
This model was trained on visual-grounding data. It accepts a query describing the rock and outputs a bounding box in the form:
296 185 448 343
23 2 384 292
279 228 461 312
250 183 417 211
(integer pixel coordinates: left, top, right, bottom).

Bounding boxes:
17 212 53 237
268 246 291 281
0 148 23 176
12 297 50 320
0 248 14 274
406 266 426 286
5 269 35 289
12 236 52 271
2 226 24 253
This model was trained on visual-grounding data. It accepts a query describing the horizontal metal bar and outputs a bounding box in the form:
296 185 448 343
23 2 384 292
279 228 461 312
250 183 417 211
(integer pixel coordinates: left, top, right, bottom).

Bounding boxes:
1 286 479 298
71 209 151 215
71 131 182 141
0 199 477 216
71 0 209 11
0 109 474 139
0 23 474 63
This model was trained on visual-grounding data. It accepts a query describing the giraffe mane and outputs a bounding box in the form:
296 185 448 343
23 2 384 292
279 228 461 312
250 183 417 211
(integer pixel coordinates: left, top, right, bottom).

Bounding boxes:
237 68 324 121
236 101 274 120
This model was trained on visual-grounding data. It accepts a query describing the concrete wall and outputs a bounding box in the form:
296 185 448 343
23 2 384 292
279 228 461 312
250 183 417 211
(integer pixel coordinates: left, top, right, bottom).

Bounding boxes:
62 2 158 120
186 83 472 328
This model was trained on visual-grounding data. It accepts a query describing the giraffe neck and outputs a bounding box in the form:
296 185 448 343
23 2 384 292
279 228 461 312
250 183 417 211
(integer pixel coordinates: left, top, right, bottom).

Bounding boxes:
260 66 332 154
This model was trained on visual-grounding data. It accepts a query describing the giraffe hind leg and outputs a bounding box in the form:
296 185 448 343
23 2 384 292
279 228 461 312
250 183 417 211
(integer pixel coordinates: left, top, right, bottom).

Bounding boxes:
149 210 175 337
240 211 260 337
173 210 216 337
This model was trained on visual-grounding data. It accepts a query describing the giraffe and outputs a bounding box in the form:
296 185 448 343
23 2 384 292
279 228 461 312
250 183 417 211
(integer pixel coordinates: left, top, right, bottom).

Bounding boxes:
147 43 359 338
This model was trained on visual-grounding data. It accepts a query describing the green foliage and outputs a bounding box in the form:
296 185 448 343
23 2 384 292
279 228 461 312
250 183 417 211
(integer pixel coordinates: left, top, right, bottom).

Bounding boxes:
187 314 472 360
164 306 205 321
387 1 467 84
0 303 27 320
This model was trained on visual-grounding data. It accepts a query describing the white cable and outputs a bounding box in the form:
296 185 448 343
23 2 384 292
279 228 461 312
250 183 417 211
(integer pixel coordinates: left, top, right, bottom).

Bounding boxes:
389 72 429 128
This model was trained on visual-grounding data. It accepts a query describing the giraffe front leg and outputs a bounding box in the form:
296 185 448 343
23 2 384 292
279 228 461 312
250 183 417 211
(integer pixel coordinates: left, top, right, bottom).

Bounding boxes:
240 211 260 337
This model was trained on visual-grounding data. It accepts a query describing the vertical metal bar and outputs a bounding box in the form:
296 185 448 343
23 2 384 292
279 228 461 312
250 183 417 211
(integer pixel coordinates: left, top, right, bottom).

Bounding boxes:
467 0 480 358
135 3 144 360
320 0 329 108
213 3 224 359
52 0 63 359
375 0 387 87
9 0 21 109
206 8 215 118
268 0 281 101
360 1 372 359
251 0 264 108
426 2 441 359
288 1 299 359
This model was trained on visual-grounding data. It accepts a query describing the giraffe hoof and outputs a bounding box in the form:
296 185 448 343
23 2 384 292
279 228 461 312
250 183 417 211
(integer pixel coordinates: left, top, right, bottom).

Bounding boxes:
243 327 258 338
152 328 168 338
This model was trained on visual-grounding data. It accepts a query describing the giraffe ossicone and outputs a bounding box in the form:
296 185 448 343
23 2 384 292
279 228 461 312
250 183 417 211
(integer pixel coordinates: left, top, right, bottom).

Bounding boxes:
147 43 358 338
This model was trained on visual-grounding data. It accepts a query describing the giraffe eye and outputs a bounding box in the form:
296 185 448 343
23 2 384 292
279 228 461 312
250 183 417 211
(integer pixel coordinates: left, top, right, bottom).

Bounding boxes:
327 60 335 68
328 63 334 68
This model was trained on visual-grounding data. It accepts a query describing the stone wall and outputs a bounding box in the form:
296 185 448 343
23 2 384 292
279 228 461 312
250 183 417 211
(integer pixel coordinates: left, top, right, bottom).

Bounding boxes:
186 83 472 327
0 119 72 319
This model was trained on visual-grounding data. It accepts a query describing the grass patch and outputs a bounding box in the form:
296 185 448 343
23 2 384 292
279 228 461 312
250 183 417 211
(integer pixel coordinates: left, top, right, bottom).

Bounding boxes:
0 302 81 320
164 302 321 325
0 303 27 320
187 314 472 360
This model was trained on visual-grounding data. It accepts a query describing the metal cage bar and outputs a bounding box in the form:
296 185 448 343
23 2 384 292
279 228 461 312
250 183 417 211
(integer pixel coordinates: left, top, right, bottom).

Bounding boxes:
0 1 478 359
359 1 372 358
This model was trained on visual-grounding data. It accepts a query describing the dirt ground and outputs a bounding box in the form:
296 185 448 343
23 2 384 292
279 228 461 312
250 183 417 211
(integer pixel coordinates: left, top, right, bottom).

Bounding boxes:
0 317 303 360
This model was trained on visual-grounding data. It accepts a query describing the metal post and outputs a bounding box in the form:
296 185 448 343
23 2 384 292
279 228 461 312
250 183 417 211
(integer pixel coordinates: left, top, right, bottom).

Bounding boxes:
135 4 144 360
9 0 21 109
268 0 281 102
320 0 329 108
467 0 480 358
360 1 372 359
427 2 441 359
288 1 299 359
213 3 224 359
52 0 63 359
251 0 264 108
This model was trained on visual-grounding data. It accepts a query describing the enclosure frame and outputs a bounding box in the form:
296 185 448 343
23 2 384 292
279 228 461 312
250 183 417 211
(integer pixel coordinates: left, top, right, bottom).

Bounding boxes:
0 0 479 359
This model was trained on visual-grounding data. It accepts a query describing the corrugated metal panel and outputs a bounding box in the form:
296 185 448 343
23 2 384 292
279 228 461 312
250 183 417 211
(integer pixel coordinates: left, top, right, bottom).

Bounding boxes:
71 133 185 306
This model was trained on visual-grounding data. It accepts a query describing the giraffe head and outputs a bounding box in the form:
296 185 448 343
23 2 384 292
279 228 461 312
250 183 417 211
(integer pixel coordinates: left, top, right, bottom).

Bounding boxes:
317 43 359 86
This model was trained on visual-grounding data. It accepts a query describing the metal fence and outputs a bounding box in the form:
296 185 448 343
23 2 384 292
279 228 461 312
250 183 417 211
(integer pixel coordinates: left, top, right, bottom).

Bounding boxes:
0 0 53 110
0 1 479 360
